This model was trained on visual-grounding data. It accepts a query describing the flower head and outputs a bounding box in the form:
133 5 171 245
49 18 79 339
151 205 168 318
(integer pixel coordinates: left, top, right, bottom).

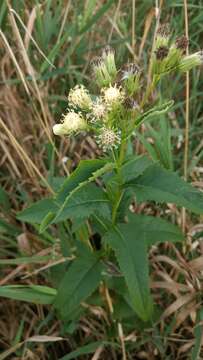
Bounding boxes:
102 85 124 108
97 127 121 151
91 99 106 123
68 85 92 110
53 111 86 136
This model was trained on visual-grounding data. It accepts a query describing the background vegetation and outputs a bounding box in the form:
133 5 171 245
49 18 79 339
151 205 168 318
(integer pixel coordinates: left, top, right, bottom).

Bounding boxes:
0 0 203 359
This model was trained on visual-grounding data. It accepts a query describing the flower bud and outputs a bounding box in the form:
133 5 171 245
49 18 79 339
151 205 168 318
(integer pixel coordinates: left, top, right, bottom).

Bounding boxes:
120 63 140 96
154 24 170 49
68 85 92 110
91 47 117 88
102 46 117 80
152 45 170 75
175 36 189 53
178 51 203 72
91 57 112 87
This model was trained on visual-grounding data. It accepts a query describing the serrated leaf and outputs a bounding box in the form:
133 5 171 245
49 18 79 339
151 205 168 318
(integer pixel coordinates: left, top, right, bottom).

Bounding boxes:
17 199 58 224
113 155 153 184
126 214 184 246
0 285 56 304
17 159 109 226
104 214 183 321
104 223 153 321
126 164 203 214
56 159 107 206
53 183 111 224
135 100 174 127
54 252 103 320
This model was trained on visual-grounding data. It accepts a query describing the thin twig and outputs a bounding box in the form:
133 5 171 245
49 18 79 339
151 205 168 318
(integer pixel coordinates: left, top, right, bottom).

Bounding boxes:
132 0 136 60
182 0 190 233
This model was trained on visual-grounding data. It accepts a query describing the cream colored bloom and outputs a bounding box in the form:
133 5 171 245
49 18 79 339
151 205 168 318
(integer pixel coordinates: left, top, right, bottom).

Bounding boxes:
102 85 124 107
53 123 68 136
53 111 86 136
91 99 106 122
68 85 92 110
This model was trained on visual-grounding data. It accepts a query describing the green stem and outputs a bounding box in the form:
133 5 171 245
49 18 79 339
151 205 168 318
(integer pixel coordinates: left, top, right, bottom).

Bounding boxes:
111 137 127 225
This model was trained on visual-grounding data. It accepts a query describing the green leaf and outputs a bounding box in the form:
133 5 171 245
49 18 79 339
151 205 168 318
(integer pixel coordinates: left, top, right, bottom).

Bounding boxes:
59 341 108 360
104 214 183 321
17 199 58 224
18 159 108 227
0 285 56 304
0 186 11 211
56 159 107 206
54 252 103 320
104 223 153 321
0 255 58 265
126 164 203 214
78 0 115 34
53 183 111 223
191 309 203 360
126 214 184 246
135 100 174 127
113 155 153 184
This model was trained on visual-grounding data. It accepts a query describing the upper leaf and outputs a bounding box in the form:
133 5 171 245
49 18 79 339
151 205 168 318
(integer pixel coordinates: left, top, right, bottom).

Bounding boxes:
135 100 174 127
112 155 153 184
53 183 111 223
126 164 203 214
56 159 107 205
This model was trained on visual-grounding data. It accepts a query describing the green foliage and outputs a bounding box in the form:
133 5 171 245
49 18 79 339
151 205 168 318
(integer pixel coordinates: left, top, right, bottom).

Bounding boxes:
125 163 203 214
56 159 108 206
0 285 56 304
53 183 111 223
104 215 183 321
135 100 174 128
54 250 103 321
104 223 152 321
17 198 58 224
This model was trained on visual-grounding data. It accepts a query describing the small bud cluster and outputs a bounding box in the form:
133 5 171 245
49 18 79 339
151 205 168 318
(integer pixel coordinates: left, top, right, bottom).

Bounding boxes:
53 32 202 153
152 24 202 76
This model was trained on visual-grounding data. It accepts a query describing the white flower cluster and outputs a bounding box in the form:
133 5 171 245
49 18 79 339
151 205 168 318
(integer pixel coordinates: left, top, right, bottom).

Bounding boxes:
53 82 123 151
